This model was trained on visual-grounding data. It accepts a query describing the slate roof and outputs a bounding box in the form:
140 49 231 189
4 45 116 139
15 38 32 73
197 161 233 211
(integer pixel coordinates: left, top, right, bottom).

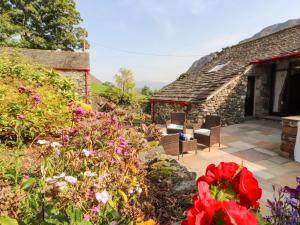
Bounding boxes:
152 25 300 102
0 47 90 70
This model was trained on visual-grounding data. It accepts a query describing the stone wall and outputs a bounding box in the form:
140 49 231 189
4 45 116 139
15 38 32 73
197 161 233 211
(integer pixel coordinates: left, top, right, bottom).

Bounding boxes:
153 73 248 126
193 74 248 125
58 70 91 102
154 102 186 124
281 118 298 159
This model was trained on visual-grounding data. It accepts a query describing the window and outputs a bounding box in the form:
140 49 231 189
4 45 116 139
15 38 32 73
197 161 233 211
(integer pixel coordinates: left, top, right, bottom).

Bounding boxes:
208 61 230 73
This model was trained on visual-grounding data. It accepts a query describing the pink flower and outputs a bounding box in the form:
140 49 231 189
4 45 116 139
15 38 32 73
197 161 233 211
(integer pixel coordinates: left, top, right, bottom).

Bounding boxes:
110 221 118 225
22 174 30 180
90 206 100 214
83 213 90 221
111 158 117 164
17 114 26 120
82 149 96 157
108 141 114 147
64 176 77 184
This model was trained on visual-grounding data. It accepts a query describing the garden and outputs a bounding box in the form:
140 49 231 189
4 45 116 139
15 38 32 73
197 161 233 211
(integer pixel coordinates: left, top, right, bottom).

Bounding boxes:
0 52 299 225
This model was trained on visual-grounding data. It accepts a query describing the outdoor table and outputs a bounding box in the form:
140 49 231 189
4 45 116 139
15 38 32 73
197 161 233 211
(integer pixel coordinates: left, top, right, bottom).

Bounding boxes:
179 138 197 157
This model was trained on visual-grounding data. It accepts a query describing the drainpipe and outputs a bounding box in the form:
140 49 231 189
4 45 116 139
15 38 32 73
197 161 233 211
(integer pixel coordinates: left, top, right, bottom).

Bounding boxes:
85 70 89 104
151 99 155 123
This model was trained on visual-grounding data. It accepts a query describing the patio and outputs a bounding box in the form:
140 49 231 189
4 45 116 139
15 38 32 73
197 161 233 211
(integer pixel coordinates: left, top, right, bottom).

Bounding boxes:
163 120 300 215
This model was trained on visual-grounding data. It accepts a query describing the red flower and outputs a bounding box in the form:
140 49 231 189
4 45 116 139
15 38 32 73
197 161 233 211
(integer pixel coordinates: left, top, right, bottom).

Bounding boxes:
238 168 262 208
182 162 262 225
196 162 261 209
222 201 258 225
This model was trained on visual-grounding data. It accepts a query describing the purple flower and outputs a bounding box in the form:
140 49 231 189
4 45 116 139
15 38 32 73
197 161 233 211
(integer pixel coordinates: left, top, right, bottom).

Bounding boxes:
63 135 69 142
17 114 26 120
18 85 28 93
32 95 41 102
116 147 122 155
74 107 85 115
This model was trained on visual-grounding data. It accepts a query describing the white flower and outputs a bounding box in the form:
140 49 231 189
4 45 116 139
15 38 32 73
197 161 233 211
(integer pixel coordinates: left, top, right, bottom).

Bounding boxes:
64 176 77 184
37 140 49 145
53 173 66 179
136 187 143 194
128 188 134 194
55 148 61 157
56 181 67 190
82 149 90 156
95 190 111 204
84 171 97 177
51 142 62 148
45 177 57 183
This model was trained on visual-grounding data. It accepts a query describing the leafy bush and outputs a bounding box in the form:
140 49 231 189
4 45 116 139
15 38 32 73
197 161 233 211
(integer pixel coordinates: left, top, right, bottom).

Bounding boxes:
0 52 75 144
1 105 156 224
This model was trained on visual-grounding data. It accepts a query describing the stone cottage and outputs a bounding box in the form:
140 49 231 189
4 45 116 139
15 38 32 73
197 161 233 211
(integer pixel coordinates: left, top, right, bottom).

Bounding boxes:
151 25 300 125
1 47 90 103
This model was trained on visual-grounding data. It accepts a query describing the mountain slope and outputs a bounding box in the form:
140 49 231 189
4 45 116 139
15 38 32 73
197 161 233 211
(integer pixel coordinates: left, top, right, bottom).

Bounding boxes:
240 18 300 43
188 18 300 72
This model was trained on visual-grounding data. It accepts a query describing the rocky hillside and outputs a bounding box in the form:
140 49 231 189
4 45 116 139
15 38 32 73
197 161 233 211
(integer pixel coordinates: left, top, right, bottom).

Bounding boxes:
240 18 300 44
188 18 300 72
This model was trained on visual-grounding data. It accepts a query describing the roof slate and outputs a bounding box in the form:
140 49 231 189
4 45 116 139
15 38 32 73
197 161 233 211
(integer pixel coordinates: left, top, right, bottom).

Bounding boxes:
0 47 90 70
152 25 300 102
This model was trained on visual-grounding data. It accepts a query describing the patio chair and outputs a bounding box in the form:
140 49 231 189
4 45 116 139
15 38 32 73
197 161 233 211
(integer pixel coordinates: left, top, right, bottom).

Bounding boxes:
166 112 187 134
160 133 180 159
193 115 221 151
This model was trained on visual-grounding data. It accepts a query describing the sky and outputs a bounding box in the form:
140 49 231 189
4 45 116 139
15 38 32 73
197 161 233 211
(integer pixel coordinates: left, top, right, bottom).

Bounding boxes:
75 0 300 85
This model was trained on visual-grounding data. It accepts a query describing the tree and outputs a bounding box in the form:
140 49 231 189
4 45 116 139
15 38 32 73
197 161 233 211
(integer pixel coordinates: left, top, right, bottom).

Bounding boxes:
0 0 87 51
114 68 135 93
141 85 153 96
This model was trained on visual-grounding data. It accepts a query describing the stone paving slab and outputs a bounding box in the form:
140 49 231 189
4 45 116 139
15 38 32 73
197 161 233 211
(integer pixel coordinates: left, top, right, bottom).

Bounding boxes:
232 149 271 162
162 120 300 217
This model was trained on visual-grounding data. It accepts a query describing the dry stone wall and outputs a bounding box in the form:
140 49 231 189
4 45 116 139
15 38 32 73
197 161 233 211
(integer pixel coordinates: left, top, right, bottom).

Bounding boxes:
154 73 248 126
281 117 298 159
58 70 90 102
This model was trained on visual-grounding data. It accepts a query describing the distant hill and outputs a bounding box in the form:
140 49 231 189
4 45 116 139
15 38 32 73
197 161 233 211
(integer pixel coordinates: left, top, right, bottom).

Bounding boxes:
188 18 300 72
90 75 102 85
239 18 300 43
135 80 166 91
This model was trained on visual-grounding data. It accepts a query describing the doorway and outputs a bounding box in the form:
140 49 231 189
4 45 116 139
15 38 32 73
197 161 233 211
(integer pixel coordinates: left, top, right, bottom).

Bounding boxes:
245 76 255 116
288 64 300 115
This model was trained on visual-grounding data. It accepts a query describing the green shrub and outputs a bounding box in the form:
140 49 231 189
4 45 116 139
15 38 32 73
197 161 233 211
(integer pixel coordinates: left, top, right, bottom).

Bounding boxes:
0 52 75 144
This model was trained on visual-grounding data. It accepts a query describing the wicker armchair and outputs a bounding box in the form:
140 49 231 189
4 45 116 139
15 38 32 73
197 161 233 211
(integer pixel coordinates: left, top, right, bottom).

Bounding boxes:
160 133 180 159
166 112 187 134
193 115 221 151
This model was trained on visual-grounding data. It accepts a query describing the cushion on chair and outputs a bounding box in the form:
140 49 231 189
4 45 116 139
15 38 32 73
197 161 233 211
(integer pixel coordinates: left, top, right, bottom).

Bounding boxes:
194 128 211 136
167 124 184 130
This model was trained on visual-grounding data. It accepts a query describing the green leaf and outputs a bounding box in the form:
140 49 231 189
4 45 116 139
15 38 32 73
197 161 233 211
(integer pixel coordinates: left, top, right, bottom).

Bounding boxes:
233 161 244 178
0 216 18 225
21 177 36 190
118 190 128 204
